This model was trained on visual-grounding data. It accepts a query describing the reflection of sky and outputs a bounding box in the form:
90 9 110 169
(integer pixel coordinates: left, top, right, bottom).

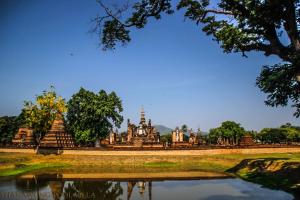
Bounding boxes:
118 179 293 200
0 178 293 200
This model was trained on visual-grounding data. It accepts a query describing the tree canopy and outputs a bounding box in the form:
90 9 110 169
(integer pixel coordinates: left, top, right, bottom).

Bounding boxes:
23 87 67 140
160 133 172 144
208 121 246 145
257 123 300 143
94 0 300 117
181 124 188 133
0 115 24 145
66 87 123 145
64 181 123 200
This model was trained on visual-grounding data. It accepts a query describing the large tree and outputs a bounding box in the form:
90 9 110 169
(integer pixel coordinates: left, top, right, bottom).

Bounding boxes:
209 121 246 145
258 128 287 144
23 87 67 144
257 123 300 143
66 87 123 145
94 0 300 117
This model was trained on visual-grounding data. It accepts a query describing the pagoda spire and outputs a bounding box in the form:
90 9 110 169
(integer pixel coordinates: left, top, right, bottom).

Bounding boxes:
140 106 146 125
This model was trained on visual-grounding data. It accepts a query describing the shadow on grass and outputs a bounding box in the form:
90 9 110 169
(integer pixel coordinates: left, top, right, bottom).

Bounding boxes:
226 158 300 199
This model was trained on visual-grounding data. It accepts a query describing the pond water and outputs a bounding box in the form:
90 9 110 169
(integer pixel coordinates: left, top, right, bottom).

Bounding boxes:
0 172 294 200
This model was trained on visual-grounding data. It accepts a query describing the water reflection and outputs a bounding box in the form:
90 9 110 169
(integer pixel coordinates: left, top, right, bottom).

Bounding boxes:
0 173 294 200
64 181 123 200
15 174 64 200
127 181 152 200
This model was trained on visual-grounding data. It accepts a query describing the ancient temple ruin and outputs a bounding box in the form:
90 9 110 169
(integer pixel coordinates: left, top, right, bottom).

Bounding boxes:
171 128 200 147
39 114 75 148
188 129 197 145
127 181 152 200
239 133 255 146
101 129 118 145
172 127 184 143
12 127 36 146
126 107 160 147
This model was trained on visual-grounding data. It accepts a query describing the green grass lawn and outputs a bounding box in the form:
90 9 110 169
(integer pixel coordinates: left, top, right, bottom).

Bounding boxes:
0 163 68 176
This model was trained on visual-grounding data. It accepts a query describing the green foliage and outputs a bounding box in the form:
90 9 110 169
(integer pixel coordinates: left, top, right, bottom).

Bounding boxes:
160 133 172 143
257 123 300 144
95 0 300 117
74 130 94 145
181 124 188 133
258 128 287 144
208 121 246 145
208 127 222 144
94 0 173 50
0 115 24 145
0 163 68 177
256 64 300 117
23 86 67 140
66 87 123 145
102 19 131 50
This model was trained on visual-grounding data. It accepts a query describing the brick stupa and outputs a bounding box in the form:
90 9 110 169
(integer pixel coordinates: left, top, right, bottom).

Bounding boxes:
12 127 36 146
239 134 255 146
40 114 75 148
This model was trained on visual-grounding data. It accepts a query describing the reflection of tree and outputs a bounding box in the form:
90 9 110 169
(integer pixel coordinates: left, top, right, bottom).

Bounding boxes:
16 174 65 200
64 181 123 200
15 177 48 191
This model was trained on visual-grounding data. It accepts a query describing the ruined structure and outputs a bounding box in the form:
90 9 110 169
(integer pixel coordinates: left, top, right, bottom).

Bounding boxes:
102 129 118 145
126 108 160 146
12 127 36 146
172 127 198 148
39 114 75 148
171 127 188 147
172 127 184 143
127 181 152 200
188 129 197 145
239 134 255 146
109 129 117 144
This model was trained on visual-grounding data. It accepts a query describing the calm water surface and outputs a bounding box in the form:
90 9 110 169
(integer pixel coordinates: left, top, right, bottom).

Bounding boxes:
0 173 294 200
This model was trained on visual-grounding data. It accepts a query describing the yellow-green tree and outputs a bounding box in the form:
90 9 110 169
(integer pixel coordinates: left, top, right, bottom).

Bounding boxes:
23 86 67 143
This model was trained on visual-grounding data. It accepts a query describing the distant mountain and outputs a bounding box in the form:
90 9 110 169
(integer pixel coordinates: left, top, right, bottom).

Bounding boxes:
154 125 172 135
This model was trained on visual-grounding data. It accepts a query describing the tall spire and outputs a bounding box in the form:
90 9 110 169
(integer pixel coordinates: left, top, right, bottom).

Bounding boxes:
140 106 146 125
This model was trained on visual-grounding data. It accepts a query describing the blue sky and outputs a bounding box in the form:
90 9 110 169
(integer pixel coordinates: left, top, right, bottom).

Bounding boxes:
0 0 298 132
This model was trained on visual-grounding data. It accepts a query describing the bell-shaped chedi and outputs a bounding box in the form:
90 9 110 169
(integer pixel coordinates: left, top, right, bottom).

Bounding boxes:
40 113 75 148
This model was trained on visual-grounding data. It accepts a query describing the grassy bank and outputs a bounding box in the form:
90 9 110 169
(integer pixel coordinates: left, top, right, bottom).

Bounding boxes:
0 163 68 176
226 157 300 198
0 152 299 196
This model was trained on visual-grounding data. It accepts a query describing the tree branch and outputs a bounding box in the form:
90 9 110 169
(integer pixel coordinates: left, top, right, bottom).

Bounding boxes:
97 0 131 28
97 0 171 29
283 0 300 51
205 9 233 16
263 24 292 62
